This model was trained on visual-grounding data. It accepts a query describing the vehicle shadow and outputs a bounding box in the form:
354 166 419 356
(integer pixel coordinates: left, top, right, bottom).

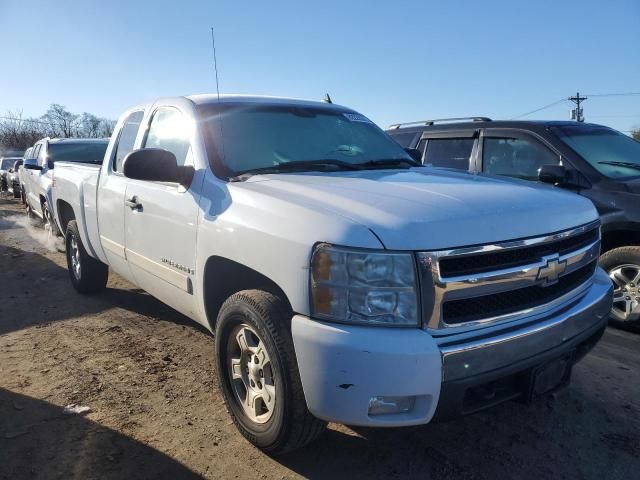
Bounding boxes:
276 363 640 480
0 388 203 479
0 243 204 336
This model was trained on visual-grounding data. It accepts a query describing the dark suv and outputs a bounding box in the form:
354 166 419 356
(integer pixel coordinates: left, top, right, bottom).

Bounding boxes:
387 118 640 329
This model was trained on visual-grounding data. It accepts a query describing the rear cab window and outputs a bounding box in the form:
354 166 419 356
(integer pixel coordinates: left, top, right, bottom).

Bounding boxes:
48 142 109 165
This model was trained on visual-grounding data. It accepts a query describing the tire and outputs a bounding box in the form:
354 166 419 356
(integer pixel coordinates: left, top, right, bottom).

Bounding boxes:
214 290 325 454
42 201 61 237
599 246 640 331
12 185 20 199
65 220 108 294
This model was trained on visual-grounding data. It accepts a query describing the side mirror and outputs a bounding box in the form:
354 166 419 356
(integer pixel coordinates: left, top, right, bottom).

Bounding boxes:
538 164 567 185
123 148 192 186
405 148 422 163
23 158 42 171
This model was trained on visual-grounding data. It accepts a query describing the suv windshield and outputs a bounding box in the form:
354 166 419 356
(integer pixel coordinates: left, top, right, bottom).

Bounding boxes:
551 125 640 179
48 141 109 165
197 103 413 177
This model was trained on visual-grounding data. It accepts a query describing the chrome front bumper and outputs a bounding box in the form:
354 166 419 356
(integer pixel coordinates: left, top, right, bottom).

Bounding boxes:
439 267 612 382
431 267 612 419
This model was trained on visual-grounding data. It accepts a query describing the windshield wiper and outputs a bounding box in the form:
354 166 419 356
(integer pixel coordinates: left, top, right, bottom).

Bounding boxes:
229 159 363 181
597 161 640 171
357 158 421 169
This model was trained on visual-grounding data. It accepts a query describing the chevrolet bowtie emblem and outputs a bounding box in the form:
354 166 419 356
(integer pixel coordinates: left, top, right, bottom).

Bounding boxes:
536 255 567 286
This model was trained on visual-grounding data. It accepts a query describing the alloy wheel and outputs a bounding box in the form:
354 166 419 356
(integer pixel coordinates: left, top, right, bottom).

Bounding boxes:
226 323 276 424
609 264 640 322
69 235 81 280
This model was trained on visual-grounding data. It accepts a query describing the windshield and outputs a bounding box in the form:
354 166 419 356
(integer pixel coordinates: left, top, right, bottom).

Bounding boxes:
1 159 15 170
197 103 413 177
551 125 640 179
48 141 109 165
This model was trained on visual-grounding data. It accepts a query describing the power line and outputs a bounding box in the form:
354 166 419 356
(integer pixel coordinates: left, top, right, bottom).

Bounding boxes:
0 116 51 126
512 91 640 121
511 99 567 119
584 92 640 97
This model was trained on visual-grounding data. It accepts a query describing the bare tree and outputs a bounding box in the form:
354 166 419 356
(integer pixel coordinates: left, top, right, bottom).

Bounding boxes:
0 104 115 152
41 104 80 138
79 112 102 138
632 128 640 142
0 110 48 152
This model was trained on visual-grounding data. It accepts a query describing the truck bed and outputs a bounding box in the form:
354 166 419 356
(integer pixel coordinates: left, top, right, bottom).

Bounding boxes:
52 161 106 262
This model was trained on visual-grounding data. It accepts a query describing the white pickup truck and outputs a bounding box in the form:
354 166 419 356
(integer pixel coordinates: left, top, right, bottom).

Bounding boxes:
52 95 612 453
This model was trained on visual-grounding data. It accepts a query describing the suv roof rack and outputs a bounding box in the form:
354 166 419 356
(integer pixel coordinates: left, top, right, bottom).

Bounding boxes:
388 117 492 130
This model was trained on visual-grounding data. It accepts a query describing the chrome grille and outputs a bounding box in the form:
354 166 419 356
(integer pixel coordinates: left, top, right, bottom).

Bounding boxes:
417 221 601 331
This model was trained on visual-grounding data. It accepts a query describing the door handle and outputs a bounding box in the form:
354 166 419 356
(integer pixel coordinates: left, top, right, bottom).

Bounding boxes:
125 196 142 211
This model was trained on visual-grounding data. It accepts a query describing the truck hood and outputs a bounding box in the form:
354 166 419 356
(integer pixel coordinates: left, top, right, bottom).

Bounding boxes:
237 168 599 250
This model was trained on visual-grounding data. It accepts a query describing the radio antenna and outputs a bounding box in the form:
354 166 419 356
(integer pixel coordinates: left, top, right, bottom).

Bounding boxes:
209 27 226 165
210 27 221 101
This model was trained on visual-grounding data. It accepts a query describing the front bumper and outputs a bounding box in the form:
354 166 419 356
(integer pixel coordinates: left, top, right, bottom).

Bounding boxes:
291 267 612 427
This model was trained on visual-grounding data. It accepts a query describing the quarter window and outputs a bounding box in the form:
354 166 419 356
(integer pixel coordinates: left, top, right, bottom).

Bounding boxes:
113 111 144 171
424 138 474 170
483 137 560 180
144 107 192 167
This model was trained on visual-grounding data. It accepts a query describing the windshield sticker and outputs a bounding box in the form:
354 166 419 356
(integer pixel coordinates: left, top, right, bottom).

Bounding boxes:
343 113 374 124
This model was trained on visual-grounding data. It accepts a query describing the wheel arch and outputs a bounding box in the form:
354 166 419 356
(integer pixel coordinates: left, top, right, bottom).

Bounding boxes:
601 228 640 254
56 199 77 235
203 256 293 330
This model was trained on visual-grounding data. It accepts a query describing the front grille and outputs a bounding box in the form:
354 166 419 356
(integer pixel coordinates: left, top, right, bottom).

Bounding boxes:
441 261 597 325
439 227 599 277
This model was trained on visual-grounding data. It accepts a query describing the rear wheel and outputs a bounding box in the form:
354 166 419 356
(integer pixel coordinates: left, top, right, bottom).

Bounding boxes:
214 290 325 453
65 220 108 294
42 201 60 239
599 246 640 330
12 186 20 199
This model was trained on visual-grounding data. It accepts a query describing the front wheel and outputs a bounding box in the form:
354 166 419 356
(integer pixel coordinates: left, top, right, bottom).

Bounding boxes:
214 290 325 454
599 246 640 330
65 220 108 294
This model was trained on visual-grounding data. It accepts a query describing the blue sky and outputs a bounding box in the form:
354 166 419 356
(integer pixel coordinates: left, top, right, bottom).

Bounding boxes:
1 0 639 133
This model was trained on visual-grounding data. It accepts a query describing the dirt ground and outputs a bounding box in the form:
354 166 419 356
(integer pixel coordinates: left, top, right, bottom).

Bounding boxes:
0 195 638 480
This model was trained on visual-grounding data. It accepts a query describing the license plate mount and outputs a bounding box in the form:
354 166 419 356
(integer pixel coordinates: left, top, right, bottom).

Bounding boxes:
525 352 574 402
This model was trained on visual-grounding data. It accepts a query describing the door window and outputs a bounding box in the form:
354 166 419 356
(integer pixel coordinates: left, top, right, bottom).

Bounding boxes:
144 107 192 167
114 111 144 171
483 136 560 180
424 138 474 170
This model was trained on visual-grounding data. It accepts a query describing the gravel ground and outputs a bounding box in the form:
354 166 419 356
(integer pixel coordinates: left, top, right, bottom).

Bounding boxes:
0 196 638 480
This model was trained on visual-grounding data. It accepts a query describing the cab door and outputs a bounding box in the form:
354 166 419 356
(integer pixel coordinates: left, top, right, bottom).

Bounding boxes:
123 106 201 319
96 110 144 283
26 143 43 212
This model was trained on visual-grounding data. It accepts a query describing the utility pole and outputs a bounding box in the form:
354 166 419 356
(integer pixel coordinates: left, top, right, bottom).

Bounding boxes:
568 92 588 122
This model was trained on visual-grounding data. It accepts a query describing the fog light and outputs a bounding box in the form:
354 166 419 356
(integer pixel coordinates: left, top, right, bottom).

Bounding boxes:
368 395 415 416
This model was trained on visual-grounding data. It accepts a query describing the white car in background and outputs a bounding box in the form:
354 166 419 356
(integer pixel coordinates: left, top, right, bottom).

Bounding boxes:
0 156 21 193
22 138 108 234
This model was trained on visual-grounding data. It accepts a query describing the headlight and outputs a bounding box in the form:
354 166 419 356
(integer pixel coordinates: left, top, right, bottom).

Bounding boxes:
310 244 419 326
